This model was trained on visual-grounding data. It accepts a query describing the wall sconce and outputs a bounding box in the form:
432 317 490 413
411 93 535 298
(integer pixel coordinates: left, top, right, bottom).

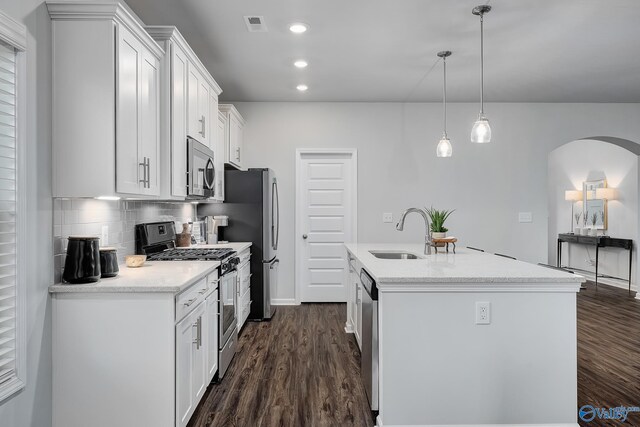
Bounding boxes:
565 190 582 233
595 187 616 200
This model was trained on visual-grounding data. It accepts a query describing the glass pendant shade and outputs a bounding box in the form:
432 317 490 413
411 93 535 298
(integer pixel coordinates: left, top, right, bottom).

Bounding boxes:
436 135 452 157
470 114 491 143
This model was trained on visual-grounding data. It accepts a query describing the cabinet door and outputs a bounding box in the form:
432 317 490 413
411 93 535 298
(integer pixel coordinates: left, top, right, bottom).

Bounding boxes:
187 64 201 140
139 48 160 196
192 302 207 403
171 44 188 197
216 112 226 201
115 25 142 194
228 114 240 168
205 289 219 383
236 124 244 169
197 81 210 147
176 310 196 427
355 282 362 350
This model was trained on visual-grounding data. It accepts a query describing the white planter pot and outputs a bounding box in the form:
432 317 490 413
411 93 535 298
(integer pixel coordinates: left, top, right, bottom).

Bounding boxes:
590 228 598 236
432 232 446 239
574 227 582 235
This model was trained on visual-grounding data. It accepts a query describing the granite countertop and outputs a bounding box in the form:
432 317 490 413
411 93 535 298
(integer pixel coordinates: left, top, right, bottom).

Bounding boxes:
49 261 220 294
345 243 585 285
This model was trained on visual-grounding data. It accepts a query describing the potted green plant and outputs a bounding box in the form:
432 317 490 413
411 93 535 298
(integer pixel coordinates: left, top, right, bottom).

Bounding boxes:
425 207 455 239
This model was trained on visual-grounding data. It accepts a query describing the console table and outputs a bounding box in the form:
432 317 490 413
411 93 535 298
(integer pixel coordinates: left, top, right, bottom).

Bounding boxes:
557 233 633 294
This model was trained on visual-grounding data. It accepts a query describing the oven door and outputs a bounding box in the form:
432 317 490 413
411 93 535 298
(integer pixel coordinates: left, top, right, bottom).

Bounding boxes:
218 269 237 347
187 137 215 198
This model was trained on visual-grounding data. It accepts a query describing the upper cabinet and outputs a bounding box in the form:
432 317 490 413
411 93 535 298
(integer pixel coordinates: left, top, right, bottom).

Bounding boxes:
219 104 246 170
146 26 223 200
48 2 164 198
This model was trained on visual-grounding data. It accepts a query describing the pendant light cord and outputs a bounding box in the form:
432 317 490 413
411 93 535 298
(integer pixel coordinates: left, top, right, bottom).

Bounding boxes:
443 56 447 136
480 13 484 115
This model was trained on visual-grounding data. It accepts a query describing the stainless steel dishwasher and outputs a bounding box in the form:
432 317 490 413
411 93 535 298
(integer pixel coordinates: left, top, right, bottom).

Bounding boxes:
360 268 378 412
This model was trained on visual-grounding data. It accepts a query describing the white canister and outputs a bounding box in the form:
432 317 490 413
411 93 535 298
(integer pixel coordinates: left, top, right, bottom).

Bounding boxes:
574 227 582 235
589 228 598 236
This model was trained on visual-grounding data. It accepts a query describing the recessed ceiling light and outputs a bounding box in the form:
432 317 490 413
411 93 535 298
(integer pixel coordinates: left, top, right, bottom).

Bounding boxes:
294 60 308 69
289 23 308 34
296 84 308 92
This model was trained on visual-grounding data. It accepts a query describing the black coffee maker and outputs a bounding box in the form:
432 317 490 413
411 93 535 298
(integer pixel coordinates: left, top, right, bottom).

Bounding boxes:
63 236 101 284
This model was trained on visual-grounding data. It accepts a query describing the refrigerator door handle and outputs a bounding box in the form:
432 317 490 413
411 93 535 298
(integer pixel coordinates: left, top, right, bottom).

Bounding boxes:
272 180 280 251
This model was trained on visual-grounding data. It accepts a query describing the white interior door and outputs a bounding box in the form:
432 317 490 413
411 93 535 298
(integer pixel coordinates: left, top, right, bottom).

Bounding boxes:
297 150 357 302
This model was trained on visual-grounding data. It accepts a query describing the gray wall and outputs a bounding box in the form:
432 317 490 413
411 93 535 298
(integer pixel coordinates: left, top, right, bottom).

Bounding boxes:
235 102 640 302
548 139 638 290
0 0 53 426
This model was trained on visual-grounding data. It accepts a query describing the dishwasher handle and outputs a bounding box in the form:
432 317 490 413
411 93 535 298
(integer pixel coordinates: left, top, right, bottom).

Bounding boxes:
359 269 378 301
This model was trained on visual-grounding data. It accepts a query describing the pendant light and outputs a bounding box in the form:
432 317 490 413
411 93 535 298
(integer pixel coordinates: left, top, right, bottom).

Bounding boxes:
436 51 452 158
470 4 492 143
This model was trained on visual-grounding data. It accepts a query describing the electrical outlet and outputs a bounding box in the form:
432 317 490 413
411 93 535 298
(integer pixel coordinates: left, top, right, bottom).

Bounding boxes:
101 225 109 246
475 301 491 325
518 212 533 223
383 213 393 223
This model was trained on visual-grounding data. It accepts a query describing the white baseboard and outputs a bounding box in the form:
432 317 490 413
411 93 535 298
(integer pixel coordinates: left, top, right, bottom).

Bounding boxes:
270 298 298 306
578 271 635 293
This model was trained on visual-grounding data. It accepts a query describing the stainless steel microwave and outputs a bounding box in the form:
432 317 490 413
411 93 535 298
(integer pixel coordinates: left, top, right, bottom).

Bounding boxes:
186 136 215 199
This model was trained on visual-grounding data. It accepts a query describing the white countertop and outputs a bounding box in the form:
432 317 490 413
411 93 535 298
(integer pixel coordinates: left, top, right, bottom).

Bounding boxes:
49 261 220 294
345 243 585 285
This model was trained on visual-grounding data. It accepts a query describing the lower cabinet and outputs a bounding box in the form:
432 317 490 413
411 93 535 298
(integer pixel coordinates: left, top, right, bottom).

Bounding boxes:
205 289 219 382
236 248 252 332
176 301 206 427
346 254 362 350
51 269 219 427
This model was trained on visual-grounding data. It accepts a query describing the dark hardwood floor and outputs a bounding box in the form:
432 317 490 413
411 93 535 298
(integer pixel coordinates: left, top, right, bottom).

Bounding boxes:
189 283 640 427
577 282 640 427
188 303 374 427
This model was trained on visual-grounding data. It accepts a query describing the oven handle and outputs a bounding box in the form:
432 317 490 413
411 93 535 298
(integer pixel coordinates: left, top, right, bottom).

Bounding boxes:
269 258 279 269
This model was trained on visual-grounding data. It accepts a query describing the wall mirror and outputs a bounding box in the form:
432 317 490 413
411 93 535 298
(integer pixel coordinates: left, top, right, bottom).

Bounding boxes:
583 179 607 229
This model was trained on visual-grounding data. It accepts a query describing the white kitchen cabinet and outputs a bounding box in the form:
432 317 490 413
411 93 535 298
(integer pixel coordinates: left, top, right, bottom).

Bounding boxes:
176 302 203 427
205 288 219 383
147 26 223 199
51 268 219 427
236 248 252 332
219 104 246 170
216 111 227 200
48 2 163 198
346 257 357 334
210 94 223 202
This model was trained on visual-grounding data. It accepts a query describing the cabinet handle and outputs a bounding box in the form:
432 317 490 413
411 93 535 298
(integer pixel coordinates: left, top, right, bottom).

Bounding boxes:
198 288 208 294
145 157 150 188
197 316 202 348
139 157 147 187
199 115 206 138
184 298 197 307
235 147 240 162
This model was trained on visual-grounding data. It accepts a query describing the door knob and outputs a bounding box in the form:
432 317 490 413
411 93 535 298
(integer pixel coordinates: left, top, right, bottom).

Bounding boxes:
302 234 308 239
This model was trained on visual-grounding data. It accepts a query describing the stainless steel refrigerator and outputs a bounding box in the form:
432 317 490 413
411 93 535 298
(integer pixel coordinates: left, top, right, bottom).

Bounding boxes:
199 168 279 320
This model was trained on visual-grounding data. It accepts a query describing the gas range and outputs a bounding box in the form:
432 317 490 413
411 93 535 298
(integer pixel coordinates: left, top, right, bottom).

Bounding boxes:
135 222 238 271
146 247 234 261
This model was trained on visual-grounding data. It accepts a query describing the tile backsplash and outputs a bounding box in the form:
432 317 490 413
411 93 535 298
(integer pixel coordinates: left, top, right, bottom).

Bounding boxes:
53 199 195 283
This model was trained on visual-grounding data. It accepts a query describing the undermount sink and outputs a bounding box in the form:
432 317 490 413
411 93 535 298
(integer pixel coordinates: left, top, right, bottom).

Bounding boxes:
369 250 423 260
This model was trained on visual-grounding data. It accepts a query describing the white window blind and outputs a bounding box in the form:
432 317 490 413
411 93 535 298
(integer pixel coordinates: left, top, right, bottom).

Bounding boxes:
0 39 17 387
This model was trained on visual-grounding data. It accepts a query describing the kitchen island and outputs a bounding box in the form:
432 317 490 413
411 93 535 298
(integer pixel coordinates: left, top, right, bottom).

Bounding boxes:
345 243 584 427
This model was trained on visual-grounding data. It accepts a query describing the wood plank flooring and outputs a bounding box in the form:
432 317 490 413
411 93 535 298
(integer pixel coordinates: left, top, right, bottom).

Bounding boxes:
577 282 640 427
188 303 374 427
189 283 640 427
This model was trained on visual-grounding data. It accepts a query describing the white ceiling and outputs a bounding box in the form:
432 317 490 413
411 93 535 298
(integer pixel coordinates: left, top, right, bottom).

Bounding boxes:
126 0 640 102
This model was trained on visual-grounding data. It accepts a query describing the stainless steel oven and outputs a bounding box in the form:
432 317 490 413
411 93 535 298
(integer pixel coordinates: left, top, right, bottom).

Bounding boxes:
218 256 239 378
187 136 215 199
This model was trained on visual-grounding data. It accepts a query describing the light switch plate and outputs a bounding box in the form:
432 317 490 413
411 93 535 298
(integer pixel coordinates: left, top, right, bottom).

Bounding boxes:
518 212 533 223
383 213 393 223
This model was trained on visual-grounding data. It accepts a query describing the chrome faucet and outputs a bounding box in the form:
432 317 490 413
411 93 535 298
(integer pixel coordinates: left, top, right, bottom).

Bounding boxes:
396 208 434 255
